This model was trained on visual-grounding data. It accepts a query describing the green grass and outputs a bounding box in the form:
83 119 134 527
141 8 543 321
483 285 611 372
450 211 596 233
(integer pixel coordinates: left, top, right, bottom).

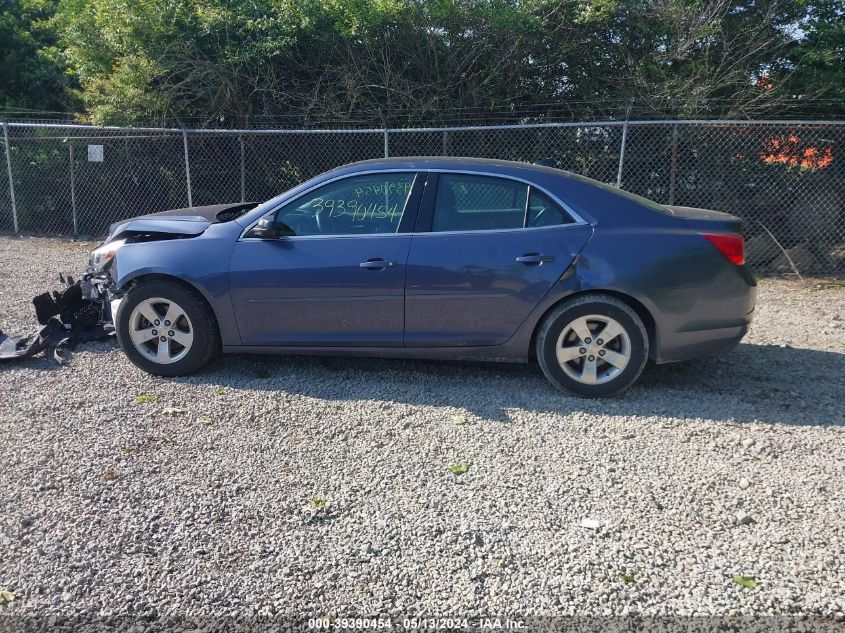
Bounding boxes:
732 575 758 589
447 462 471 475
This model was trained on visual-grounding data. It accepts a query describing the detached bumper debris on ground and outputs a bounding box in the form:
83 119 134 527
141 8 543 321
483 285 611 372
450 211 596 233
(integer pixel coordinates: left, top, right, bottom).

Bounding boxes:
0 272 113 364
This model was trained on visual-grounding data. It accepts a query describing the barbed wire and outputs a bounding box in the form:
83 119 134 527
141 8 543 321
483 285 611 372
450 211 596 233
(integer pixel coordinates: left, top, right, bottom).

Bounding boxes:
3 99 844 129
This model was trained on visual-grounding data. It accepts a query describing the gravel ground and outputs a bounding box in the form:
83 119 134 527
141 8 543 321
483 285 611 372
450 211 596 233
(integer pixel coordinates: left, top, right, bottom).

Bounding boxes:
1 235 844 628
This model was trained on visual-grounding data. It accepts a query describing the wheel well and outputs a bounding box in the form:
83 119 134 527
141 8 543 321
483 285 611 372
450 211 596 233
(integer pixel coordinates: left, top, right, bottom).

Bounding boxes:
122 274 222 347
529 289 657 361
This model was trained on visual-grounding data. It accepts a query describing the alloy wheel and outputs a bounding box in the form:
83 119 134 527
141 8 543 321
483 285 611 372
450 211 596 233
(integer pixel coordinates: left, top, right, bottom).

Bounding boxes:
128 297 194 364
555 314 631 385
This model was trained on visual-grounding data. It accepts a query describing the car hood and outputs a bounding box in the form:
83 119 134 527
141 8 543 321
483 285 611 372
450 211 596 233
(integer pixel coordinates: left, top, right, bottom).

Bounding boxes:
106 202 258 240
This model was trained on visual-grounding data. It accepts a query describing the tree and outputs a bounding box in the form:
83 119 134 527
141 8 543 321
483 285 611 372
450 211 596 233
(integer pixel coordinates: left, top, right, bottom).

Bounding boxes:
0 0 77 114
773 0 845 116
42 0 845 126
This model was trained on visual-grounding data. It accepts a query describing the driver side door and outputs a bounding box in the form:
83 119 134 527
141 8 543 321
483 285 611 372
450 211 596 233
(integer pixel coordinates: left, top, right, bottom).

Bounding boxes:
228 171 424 347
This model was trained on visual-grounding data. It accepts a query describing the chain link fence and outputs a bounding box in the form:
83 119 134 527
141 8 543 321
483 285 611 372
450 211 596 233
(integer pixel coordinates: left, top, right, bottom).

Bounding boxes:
1 120 843 273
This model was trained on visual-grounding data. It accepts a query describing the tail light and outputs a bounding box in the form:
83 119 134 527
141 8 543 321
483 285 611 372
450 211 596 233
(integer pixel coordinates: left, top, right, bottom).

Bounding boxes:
701 233 745 265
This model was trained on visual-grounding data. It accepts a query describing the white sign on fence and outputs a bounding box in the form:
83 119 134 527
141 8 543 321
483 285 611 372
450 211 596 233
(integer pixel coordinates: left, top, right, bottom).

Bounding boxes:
87 144 104 162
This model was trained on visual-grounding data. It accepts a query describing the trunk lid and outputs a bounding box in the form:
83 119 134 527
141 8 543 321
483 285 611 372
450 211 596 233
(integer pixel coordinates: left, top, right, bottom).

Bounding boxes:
666 205 743 232
667 206 747 266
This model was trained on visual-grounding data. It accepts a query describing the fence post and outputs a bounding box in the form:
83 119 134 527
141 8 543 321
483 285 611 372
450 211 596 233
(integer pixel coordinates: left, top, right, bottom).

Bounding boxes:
615 120 629 188
69 144 78 235
2 123 18 233
442 129 448 156
182 129 193 207
383 130 389 158
239 134 245 203
668 124 679 205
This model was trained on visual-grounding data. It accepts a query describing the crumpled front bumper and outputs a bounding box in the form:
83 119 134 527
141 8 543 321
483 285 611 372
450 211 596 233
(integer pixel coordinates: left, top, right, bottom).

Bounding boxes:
80 262 123 324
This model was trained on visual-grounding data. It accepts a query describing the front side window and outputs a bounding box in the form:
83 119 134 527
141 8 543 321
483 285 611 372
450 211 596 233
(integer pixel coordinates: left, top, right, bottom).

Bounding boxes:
274 172 415 236
431 174 528 232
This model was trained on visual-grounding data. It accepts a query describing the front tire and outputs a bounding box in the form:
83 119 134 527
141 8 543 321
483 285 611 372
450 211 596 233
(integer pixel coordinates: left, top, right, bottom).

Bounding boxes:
116 280 219 376
536 294 649 397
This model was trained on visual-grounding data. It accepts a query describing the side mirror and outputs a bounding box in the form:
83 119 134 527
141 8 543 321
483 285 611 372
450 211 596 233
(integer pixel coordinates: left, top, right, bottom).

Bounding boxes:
247 216 295 239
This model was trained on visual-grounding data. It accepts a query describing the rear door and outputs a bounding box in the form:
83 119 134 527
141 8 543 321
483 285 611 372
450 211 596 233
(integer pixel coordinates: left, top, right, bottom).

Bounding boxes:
229 171 423 346
404 172 592 347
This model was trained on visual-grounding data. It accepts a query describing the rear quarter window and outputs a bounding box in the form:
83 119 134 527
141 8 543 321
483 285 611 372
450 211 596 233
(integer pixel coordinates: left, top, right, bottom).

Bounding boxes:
526 189 575 227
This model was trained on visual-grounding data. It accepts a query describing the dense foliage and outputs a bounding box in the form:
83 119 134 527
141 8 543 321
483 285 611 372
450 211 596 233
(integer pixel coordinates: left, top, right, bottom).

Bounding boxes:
0 0 77 114
1 0 843 126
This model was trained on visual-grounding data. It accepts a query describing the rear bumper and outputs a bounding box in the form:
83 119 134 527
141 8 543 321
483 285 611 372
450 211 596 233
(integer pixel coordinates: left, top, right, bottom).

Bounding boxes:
653 266 757 364
656 323 749 363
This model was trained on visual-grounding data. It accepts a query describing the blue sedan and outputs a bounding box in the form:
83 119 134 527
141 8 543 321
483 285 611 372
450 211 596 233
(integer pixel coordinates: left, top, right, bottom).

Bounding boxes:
86 157 757 397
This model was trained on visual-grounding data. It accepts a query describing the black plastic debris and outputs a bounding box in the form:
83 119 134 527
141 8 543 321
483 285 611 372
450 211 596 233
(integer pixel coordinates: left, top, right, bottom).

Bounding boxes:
0 275 114 366
0 324 55 361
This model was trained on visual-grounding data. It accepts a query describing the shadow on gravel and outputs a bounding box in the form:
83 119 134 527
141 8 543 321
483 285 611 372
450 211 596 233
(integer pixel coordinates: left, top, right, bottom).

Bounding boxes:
177 342 845 428
3 339 841 426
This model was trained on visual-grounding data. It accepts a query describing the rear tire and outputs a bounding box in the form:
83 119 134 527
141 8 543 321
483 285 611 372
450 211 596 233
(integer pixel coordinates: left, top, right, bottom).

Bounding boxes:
535 294 649 397
116 280 219 376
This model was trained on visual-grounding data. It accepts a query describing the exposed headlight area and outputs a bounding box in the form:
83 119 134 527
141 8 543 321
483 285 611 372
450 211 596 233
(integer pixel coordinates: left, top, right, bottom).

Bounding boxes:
88 238 126 272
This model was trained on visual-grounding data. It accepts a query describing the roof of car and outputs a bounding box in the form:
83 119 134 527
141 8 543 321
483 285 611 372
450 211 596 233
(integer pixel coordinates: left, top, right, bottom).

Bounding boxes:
337 156 674 224
344 156 563 174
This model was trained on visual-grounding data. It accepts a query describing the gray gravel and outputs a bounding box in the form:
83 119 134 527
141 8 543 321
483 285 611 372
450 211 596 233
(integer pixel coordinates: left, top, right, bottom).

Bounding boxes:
1 235 844 625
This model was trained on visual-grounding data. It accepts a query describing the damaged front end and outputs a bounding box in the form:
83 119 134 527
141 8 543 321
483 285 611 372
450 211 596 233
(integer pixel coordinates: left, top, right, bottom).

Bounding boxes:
1 201 257 365
1 236 164 364
83 230 198 323
83 201 260 322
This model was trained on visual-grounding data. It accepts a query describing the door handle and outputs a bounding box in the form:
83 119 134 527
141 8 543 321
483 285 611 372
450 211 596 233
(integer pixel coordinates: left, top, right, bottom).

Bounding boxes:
515 254 554 265
360 259 396 269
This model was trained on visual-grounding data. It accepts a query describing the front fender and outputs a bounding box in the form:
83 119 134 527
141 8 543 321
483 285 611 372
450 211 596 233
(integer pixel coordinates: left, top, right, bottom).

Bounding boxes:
111 223 242 346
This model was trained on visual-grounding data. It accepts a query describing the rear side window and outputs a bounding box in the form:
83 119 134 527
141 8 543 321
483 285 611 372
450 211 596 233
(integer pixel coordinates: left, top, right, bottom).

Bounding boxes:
431 174 574 232
432 174 527 232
